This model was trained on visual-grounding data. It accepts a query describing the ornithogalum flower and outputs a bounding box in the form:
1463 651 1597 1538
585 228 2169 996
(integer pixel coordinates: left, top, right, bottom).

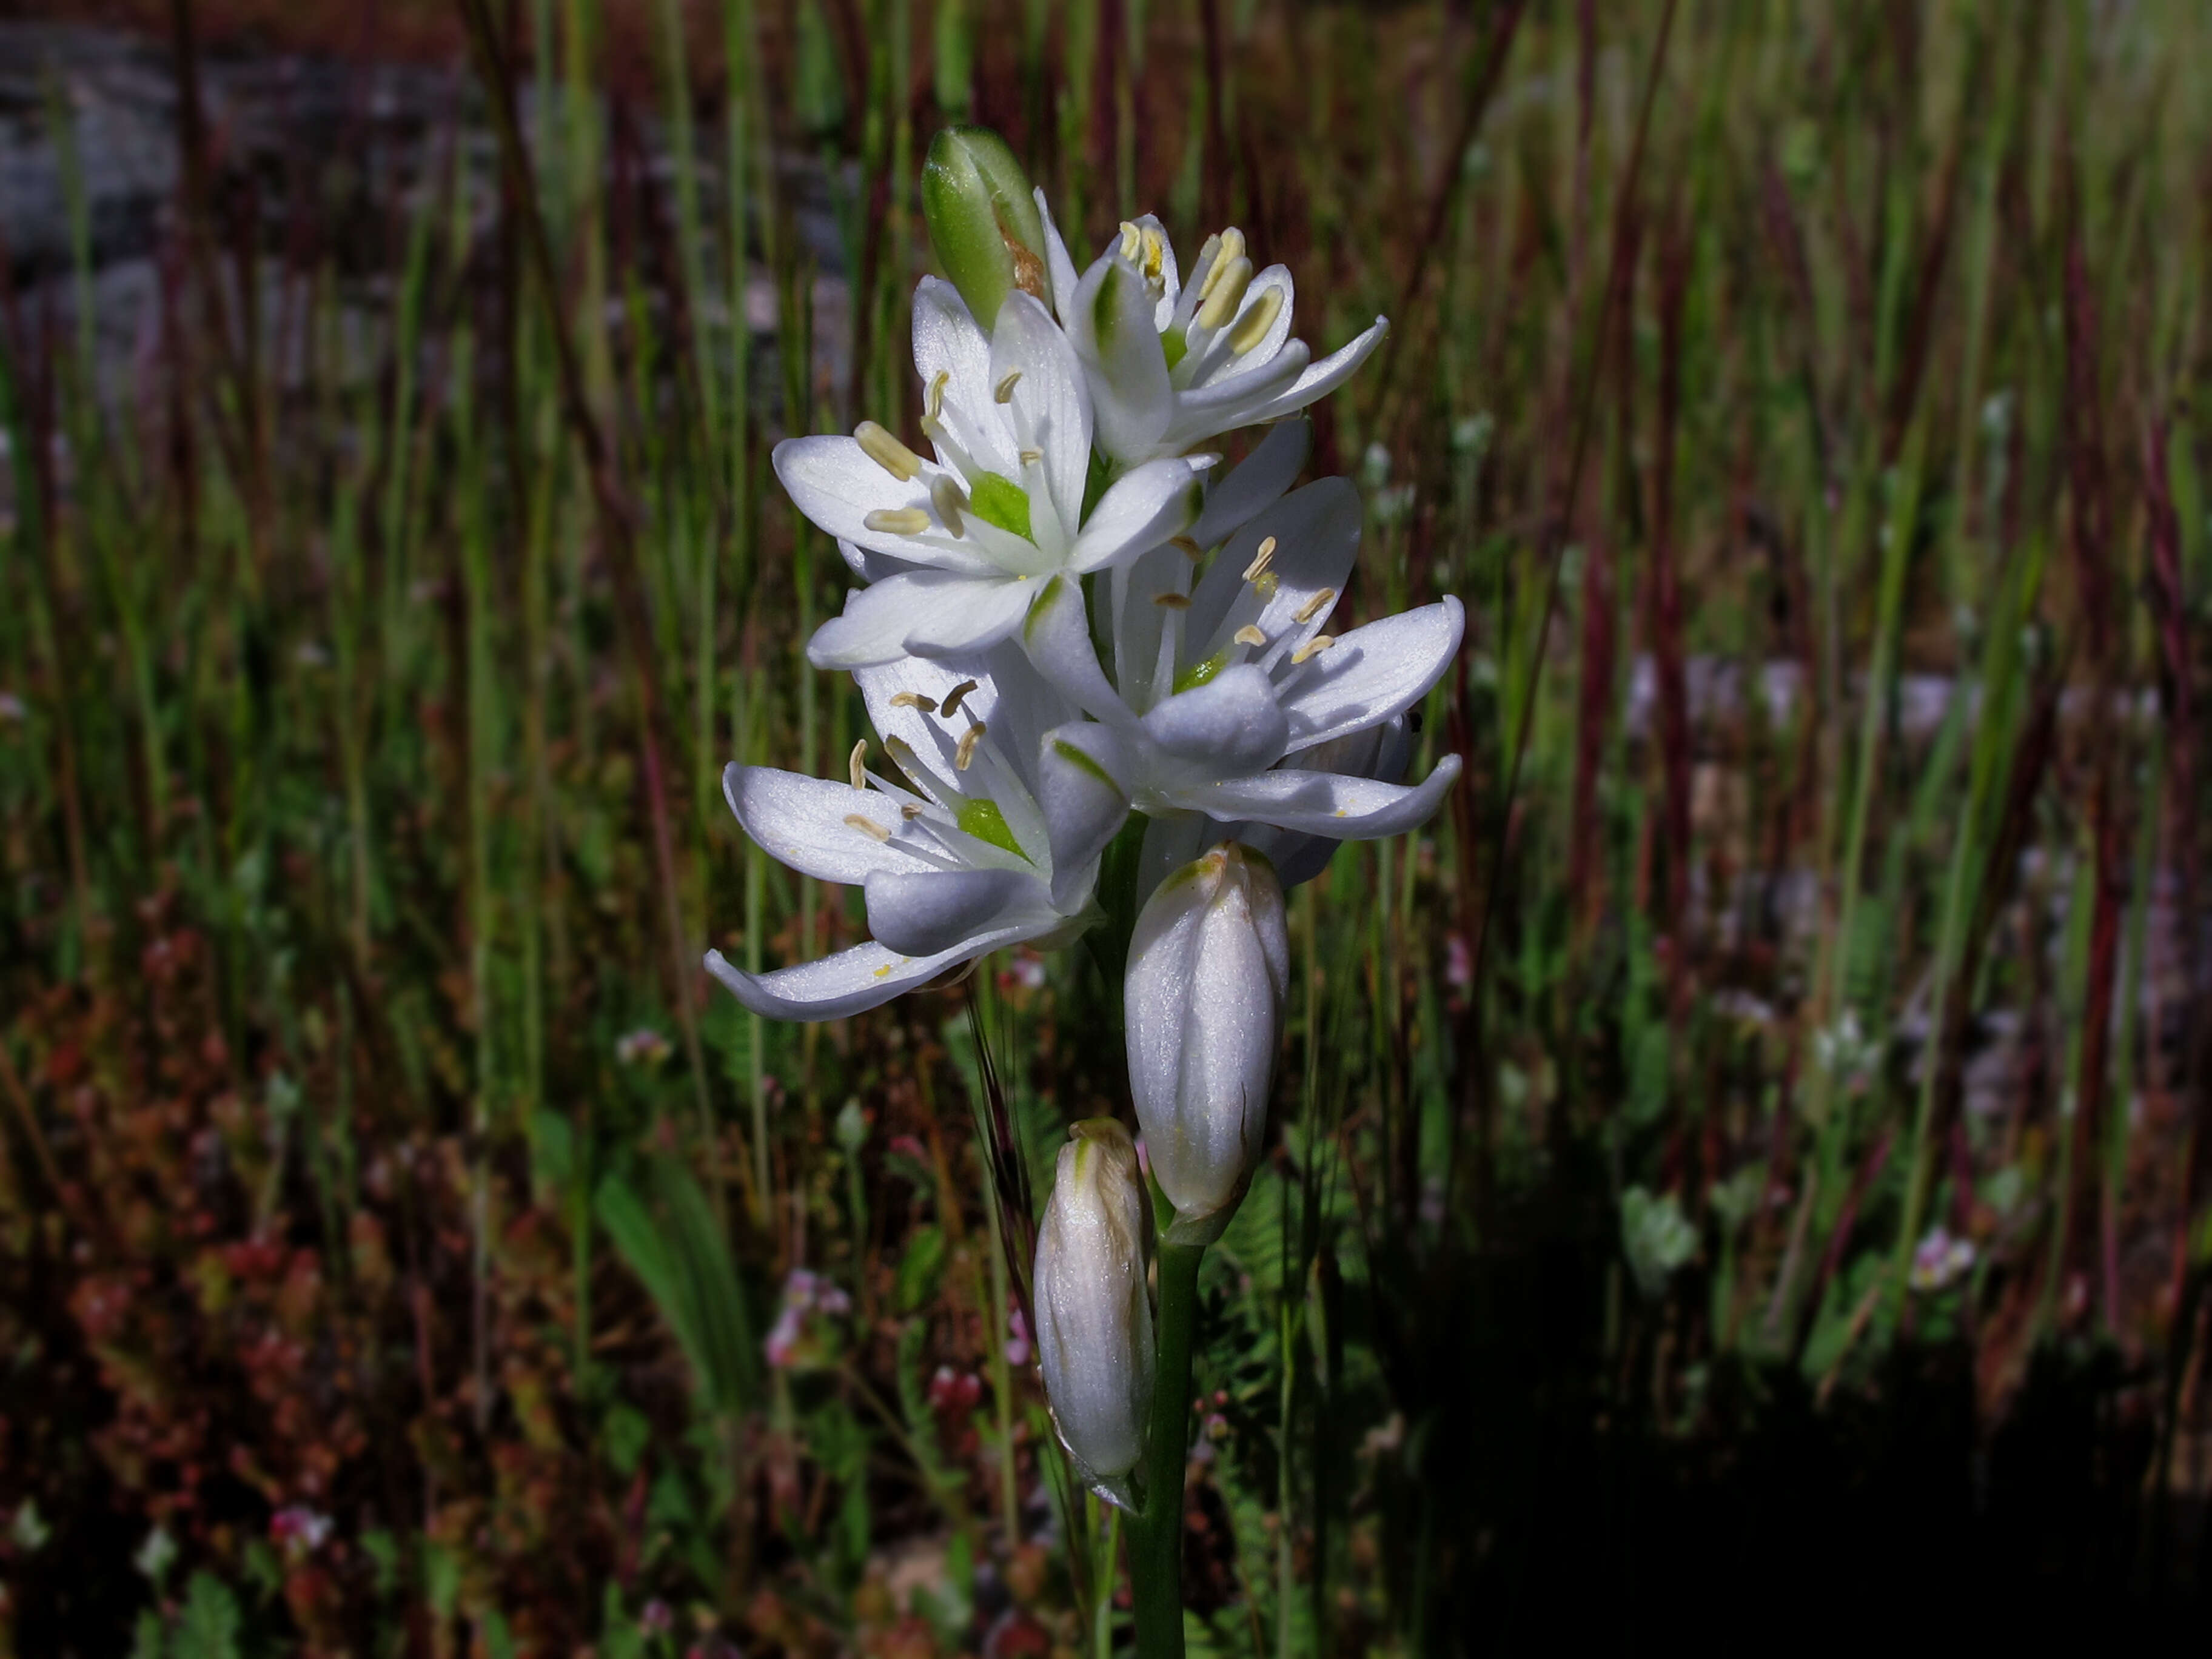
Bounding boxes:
778 280 1208 671
1034 1118 1156 1505
1124 843 1290 1239
705 651 1121 1019
1036 206 1389 468
1028 476 1465 893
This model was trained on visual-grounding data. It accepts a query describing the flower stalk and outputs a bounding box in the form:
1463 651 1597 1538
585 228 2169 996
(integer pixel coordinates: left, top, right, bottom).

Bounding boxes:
1128 1238 1205 1658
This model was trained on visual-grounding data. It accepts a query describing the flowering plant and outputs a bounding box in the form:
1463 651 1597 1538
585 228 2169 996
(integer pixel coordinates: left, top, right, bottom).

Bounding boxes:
706 126 1460 1654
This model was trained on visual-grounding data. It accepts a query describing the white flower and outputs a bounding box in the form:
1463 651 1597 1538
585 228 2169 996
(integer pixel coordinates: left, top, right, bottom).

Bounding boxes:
777 280 1208 670
1034 1118 1156 1504
1037 205 1389 467
1026 477 1463 894
1124 843 1290 1239
704 652 1122 1021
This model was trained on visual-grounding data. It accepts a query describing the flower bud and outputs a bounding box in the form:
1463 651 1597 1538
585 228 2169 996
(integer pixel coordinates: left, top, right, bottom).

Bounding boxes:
1033 1119 1155 1503
1125 842 1290 1241
922 125 1050 329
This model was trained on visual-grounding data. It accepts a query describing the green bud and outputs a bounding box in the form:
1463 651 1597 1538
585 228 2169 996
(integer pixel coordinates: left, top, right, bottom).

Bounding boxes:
922 126 1049 329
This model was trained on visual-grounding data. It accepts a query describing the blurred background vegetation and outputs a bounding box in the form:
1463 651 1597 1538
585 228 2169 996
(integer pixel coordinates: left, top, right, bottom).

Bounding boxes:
1 0 2208 1652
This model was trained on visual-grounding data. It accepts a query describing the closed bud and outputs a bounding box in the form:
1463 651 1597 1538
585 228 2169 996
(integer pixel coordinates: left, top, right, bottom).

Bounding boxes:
1125 843 1290 1242
1034 1119 1155 1504
922 126 1049 329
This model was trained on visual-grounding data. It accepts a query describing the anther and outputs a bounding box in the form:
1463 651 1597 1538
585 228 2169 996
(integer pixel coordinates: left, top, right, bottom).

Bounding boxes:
843 813 891 842
925 370 950 421
940 679 980 719
1227 287 1285 355
1243 537 1278 582
1019 446 1043 467
1234 625 1267 648
890 691 939 712
1170 535 1203 558
1154 592 1192 609
1195 256 1254 333
955 722 986 771
864 508 931 536
1200 229 1246 300
1291 634 1336 664
1118 221 1143 263
902 803 925 820
848 738 869 791
994 370 1023 404
1293 587 1336 624
931 475 968 537
856 420 923 481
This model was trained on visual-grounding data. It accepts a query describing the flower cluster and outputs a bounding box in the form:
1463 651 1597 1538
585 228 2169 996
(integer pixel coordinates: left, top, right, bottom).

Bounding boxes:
705 128 1462 1538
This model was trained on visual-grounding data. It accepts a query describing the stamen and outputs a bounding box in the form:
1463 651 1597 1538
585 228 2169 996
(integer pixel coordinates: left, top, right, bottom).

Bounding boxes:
1234 625 1267 648
955 722 985 771
1154 592 1192 609
863 508 931 536
1019 446 1043 467
848 739 869 791
1243 537 1278 582
1227 287 1285 355
1119 221 1143 262
930 475 968 537
889 691 939 712
925 370 949 422
1170 535 1204 559
939 679 980 719
994 370 1023 404
1291 634 1336 665
856 420 923 481
1293 587 1336 624
1195 258 1254 334
843 813 891 842
1200 229 1247 299
902 803 925 820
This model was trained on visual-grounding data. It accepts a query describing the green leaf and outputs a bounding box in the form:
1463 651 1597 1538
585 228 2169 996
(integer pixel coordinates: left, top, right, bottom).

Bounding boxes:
895 1224 949 1313
172 1573 241 1659
597 1161 757 1418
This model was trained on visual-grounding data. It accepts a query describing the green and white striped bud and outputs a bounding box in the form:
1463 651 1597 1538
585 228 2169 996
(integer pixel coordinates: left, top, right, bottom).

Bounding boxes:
922 125 1049 330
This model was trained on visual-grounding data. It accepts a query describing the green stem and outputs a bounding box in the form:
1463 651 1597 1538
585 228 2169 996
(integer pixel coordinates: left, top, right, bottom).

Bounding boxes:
1130 1240 1204 1658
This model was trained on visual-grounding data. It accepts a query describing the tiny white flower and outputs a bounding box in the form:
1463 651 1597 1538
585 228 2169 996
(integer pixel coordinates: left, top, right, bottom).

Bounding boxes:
1036 204 1389 467
705 652 1118 1021
777 281 1207 671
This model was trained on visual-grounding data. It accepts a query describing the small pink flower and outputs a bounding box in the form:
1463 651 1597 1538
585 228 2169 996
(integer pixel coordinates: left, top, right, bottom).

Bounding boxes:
1004 1306 1031 1368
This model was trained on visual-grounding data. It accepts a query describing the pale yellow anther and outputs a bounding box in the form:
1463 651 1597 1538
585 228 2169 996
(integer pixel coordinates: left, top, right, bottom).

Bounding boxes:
848 738 870 791
889 691 939 712
930 475 968 537
902 803 925 820
1292 634 1337 664
994 370 1023 404
1243 537 1278 582
925 370 950 422
1170 535 1204 559
1234 625 1268 648
863 508 931 536
1195 256 1254 333
1139 226 1167 286
1227 287 1285 355
940 679 980 720
843 813 891 842
955 722 986 772
1154 592 1192 609
1119 221 1143 263
1293 587 1336 625
856 420 923 481
1201 230 1246 300
1019 447 1043 467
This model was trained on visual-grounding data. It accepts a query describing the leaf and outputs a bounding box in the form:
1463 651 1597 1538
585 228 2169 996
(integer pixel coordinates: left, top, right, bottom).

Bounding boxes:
895 1224 950 1314
171 1573 241 1659
596 1159 757 1419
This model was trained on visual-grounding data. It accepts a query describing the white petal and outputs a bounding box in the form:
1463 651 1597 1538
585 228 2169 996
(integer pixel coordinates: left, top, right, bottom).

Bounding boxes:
704 925 1027 1022
807 574 972 669
902 572 1042 657
1278 598 1464 751
1159 342 1311 453
1167 753 1463 837
863 866 1048 957
1186 420 1309 550
1185 477 1362 655
1141 665 1289 776
1070 255 1174 464
773 436 1002 574
1021 573 1138 728
1239 315 1389 426
1038 722 1134 909
990 291 1093 538
720 763 945 885
1034 187 1081 322
911 276 1020 478
1185 266 1297 389
1068 458 1204 574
